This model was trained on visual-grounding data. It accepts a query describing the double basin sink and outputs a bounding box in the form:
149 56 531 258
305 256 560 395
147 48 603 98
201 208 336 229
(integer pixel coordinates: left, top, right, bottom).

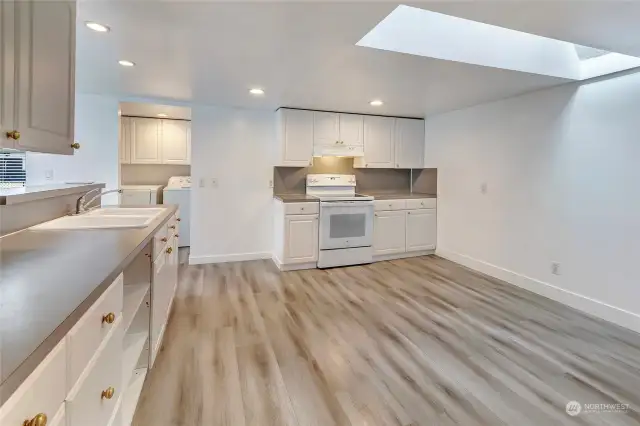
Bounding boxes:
32 208 165 230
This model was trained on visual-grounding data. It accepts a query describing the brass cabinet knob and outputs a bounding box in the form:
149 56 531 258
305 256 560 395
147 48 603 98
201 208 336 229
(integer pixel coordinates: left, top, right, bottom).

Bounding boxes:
161 237 168 242
170 225 176 230
5 130 20 140
166 247 173 254
101 387 115 400
102 312 115 324
175 234 179 237
176 218 181 222
70 142 80 149
23 413 47 426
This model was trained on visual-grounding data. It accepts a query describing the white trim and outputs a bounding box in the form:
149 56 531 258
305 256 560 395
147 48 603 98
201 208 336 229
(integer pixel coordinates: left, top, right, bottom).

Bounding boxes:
373 249 435 262
188 252 271 265
438 249 640 334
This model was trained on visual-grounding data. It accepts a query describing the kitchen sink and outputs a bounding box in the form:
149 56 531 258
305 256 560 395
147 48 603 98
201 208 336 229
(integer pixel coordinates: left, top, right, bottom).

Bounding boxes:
32 212 158 230
86 208 165 217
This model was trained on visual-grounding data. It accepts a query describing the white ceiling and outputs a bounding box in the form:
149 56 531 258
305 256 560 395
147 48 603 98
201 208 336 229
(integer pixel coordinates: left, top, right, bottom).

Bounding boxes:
76 1 640 117
119 102 191 120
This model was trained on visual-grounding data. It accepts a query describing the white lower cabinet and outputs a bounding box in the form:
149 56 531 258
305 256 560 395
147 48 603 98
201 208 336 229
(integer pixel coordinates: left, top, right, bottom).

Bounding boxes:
406 209 437 251
373 210 406 255
285 215 319 263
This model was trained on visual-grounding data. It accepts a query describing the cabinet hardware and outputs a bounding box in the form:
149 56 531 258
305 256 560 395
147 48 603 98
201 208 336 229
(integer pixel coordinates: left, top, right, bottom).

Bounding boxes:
301 207 305 211
175 234 179 237
102 312 116 324
396 164 399 167
170 225 176 230
166 247 173 254
176 218 181 222
408 212 412 215
70 142 80 149
5 130 20 140
101 387 115 400
23 413 47 426
161 237 168 242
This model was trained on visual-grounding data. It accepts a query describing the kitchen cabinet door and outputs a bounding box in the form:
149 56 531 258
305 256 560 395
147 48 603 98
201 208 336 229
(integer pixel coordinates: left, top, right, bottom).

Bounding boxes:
313 111 339 146
15 0 76 155
277 108 313 166
356 116 394 168
373 210 406 255
406 209 437 251
339 113 364 146
285 214 318 263
119 117 131 164
161 120 191 165
395 118 425 169
0 0 15 149
130 118 161 164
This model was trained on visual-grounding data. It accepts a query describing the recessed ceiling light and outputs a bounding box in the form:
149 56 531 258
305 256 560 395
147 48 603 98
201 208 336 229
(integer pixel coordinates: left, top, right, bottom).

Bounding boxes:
157 113 168 118
249 88 265 95
118 60 135 67
370 100 384 106
85 21 110 32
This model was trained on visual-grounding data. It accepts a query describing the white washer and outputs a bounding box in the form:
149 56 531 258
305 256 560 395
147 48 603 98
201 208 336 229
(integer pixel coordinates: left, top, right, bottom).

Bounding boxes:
163 176 191 247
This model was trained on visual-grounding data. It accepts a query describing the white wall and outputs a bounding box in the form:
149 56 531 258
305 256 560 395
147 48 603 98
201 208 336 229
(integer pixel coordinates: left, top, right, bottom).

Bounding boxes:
27 93 120 204
425 70 640 332
189 105 274 264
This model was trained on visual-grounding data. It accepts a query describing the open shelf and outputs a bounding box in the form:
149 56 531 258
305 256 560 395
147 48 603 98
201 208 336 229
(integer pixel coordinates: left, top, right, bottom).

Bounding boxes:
122 283 150 334
119 368 147 426
123 331 148 389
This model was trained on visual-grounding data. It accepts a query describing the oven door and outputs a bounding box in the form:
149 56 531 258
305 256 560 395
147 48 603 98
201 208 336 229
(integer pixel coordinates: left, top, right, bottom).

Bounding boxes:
319 201 374 250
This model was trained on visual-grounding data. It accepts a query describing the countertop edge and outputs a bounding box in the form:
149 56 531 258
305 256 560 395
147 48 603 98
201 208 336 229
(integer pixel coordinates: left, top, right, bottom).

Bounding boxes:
0 204 178 405
0 183 106 205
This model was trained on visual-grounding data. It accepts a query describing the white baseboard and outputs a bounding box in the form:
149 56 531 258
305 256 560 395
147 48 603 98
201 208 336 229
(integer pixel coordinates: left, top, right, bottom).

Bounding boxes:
374 249 436 262
437 249 640 334
189 252 271 265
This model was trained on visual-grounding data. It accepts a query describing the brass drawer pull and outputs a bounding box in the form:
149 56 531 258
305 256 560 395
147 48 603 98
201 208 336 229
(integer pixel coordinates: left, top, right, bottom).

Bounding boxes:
23 413 47 426
169 225 176 230
101 387 115 400
166 247 173 254
70 142 80 149
6 130 20 140
161 237 168 242
102 312 116 324
176 218 181 222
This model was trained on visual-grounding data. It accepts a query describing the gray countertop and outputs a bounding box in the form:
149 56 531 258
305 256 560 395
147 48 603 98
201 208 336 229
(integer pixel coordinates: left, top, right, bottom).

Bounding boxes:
0 204 177 404
273 194 319 203
0 182 104 205
359 192 437 200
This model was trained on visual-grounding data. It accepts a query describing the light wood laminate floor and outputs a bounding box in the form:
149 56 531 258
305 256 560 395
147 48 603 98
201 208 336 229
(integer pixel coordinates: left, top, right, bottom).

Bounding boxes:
133 254 640 426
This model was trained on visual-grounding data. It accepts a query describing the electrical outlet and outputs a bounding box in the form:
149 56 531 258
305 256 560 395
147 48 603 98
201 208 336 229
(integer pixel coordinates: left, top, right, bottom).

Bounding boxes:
199 178 206 188
551 262 561 276
211 178 218 188
45 169 54 180
480 182 488 194
269 179 274 188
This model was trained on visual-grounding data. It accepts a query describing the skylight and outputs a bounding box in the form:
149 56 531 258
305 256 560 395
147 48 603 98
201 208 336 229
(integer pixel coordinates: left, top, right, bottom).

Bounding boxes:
357 5 640 81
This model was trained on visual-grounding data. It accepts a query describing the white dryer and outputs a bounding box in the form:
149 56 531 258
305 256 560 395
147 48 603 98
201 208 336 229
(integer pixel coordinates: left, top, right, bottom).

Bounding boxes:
163 176 191 247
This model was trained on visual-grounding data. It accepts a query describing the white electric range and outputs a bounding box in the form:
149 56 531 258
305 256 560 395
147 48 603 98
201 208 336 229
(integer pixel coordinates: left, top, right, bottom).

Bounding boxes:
306 174 374 268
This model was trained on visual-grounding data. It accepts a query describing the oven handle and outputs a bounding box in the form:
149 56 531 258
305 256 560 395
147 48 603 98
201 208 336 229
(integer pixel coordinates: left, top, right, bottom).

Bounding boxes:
320 201 374 208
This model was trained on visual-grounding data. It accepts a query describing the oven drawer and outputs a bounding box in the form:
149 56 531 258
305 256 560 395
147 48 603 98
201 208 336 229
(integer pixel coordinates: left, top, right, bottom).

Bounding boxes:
374 200 406 211
405 198 437 210
285 202 319 215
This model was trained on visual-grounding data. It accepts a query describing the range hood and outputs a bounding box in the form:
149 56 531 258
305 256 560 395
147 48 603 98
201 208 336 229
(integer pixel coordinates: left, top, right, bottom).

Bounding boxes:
313 145 364 157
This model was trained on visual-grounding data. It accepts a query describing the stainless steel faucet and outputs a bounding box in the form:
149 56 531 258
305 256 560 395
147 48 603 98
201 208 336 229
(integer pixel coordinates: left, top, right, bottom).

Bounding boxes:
76 188 122 214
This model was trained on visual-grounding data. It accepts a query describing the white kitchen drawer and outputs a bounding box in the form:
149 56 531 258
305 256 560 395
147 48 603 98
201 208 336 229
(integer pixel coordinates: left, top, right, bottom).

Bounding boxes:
153 225 169 260
0 341 67 426
66 319 123 426
67 274 123 393
284 202 319 215
374 199 406 211
405 198 437 210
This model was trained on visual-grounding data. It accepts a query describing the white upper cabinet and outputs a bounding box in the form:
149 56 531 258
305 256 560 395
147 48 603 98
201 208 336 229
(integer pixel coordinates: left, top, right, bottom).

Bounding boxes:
313 111 339 146
275 108 313 166
0 0 15 150
16 1 76 154
395 118 425 169
119 117 131 164
406 209 437 251
160 120 190 165
355 116 395 168
0 0 76 154
130 118 161 164
338 113 364 146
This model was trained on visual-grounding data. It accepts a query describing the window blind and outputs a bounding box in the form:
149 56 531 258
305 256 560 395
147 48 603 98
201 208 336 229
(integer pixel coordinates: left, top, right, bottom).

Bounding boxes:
0 150 27 188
